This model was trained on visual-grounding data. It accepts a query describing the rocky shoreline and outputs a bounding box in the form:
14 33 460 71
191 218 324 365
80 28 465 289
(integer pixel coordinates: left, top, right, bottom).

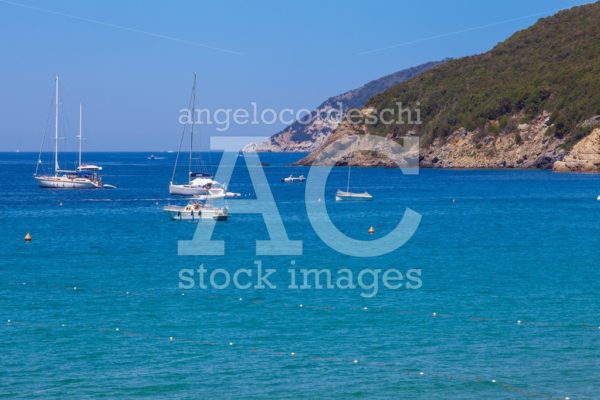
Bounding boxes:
296 112 600 173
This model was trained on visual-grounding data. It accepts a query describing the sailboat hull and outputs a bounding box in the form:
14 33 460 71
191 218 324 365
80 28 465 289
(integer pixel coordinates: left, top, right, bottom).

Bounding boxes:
169 183 210 196
335 190 373 201
35 175 100 189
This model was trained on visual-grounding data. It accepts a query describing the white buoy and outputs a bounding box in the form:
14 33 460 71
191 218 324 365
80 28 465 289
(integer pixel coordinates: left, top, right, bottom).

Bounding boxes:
169 336 174 341
419 371 424 376
517 320 522 325
353 359 359 364
73 286 78 291
432 312 437 317
299 304 304 308
22 282 26 286
290 352 296 356
115 327 120 332
491 379 496 383
362 306 368 311
181 292 185 296
126 291 130 295
7 319 11 324
238 297 243 301
229 341 234 346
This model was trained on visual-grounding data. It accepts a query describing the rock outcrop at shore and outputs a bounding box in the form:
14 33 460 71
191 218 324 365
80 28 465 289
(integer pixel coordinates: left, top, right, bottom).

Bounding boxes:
553 128 600 172
298 111 568 168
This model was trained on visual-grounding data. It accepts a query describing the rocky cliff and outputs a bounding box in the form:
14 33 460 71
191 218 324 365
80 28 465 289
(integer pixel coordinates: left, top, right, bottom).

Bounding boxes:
553 128 600 172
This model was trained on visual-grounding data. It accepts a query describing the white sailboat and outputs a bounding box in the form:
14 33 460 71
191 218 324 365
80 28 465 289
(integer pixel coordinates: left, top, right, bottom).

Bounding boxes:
335 143 372 201
169 73 225 196
34 76 102 189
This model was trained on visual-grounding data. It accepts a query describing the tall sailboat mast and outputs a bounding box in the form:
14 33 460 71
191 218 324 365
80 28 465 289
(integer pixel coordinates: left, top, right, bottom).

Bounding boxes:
188 73 196 183
346 140 353 192
78 103 83 168
54 75 59 175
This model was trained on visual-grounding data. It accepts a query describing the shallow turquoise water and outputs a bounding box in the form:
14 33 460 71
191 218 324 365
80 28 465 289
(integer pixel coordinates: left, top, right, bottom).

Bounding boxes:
1 152 599 399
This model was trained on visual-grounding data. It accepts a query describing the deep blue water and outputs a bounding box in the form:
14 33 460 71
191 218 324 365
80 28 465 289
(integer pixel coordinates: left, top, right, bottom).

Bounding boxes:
1 152 599 399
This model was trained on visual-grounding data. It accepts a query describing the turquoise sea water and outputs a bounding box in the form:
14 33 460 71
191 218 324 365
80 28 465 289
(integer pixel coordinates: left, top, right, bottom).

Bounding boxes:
1 152 599 399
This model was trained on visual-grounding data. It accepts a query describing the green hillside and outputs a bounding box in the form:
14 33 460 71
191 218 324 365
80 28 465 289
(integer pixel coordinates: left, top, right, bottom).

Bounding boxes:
366 1 600 149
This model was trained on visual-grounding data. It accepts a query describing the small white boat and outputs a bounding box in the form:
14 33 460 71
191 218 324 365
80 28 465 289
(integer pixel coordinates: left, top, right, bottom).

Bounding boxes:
193 188 241 201
281 174 306 183
163 202 228 221
335 189 373 201
335 143 373 202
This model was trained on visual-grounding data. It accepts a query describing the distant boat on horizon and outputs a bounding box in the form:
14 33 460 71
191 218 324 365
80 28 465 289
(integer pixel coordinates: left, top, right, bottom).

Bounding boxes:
34 76 102 189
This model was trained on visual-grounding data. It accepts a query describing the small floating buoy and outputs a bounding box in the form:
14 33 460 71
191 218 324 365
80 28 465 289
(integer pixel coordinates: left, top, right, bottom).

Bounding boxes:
451 197 456 204
432 312 437 317
290 352 296 356
419 371 424 376
597 195 600 201
353 359 359 364
362 306 368 311
229 341 234 346
299 303 304 308
368 226 375 234
491 379 496 383
59 201 63 207
115 327 120 332
517 320 522 325
169 336 174 341
24 232 32 242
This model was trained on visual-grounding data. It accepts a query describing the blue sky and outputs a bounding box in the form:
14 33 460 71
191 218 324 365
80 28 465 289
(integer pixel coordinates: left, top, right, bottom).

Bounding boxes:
0 0 592 151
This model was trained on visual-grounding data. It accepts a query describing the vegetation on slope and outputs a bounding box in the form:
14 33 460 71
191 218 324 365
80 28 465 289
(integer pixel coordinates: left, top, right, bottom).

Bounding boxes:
366 2 600 148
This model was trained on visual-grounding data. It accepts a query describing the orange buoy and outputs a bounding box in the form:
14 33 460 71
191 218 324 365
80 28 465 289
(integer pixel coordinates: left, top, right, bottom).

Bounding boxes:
368 226 375 234
24 232 32 242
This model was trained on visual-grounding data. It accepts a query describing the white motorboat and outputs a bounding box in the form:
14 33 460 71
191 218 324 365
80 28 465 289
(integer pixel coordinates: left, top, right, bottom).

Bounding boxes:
169 74 226 196
335 189 373 201
193 187 241 201
163 202 228 221
281 174 306 183
34 77 102 189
